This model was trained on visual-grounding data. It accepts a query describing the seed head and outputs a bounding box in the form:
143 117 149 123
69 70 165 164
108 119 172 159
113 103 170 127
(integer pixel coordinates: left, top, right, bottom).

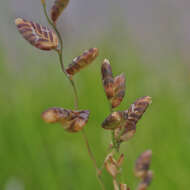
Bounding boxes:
102 111 125 130
42 108 90 133
66 48 99 76
137 171 153 190
101 59 114 99
15 18 58 51
112 73 126 108
134 150 152 179
101 58 126 108
51 0 70 23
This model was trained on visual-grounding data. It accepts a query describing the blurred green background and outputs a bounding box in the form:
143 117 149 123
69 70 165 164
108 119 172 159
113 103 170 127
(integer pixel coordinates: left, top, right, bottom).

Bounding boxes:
1 0 190 190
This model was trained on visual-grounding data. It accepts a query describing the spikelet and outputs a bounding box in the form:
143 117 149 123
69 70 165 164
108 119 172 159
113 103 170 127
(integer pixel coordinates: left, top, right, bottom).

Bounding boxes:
137 171 153 190
42 107 89 133
101 58 126 108
101 59 114 99
120 96 152 142
101 111 125 130
104 153 125 178
117 153 125 167
63 110 89 133
112 74 126 108
127 96 152 125
134 150 152 179
66 48 99 76
51 0 70 23
41 107 73 123
104 153 118 178
15 18 58 51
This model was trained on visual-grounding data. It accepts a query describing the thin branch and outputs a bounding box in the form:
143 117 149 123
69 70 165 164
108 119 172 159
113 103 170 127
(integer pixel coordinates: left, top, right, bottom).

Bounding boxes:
42 2 106 189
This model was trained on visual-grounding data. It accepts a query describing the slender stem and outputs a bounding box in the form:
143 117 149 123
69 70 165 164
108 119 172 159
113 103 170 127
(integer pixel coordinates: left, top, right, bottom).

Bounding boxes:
109 106 119 152
81 129 106 190
42 3 106 189
42 3 63 53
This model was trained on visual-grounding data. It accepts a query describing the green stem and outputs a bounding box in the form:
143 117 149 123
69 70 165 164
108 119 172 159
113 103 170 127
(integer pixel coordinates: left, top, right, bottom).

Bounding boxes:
81 129 106 190
42 3 106 190
109 106 120 152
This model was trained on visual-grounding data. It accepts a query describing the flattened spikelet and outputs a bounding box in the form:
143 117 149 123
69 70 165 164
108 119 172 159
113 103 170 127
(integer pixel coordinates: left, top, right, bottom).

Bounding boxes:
66 48 99 76
119 96 151 142
101 59 114 99
137 171 153 190
102 111 125 130
42 107 73 123
127 96 152 125
42 108 89 133
64 110 90 132
51 0 70 23
112 74 126 108
119 120 136 142
134 150 152 179
104 154 118 178
101 58 126 108
15 18 58 51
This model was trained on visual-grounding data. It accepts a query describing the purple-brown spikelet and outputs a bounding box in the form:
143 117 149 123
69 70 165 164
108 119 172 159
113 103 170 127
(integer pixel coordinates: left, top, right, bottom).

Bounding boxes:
51 0 70 23
119 120 136 142
101 59 114 99
64 110 90 132
66 48 99 76
115 96 151 142
112 74 126 108
42 108 90 132
101 58 126 108
41 107 73 123
134 150 152 179
15 18 58 51
137 171 153 190
102 111 125 130
127 96 152 125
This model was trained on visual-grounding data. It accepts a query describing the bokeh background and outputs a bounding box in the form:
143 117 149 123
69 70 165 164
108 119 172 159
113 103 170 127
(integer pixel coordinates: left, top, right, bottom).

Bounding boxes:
0 0 190 189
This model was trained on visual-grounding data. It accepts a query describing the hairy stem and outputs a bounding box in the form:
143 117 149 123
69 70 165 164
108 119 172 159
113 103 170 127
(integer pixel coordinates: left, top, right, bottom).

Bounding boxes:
42 2 106 189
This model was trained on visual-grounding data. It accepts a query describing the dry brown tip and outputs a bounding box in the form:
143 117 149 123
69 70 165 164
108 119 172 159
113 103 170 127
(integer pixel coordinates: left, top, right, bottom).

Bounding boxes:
104 153 118 178
15 17 23 25
42 109 60 123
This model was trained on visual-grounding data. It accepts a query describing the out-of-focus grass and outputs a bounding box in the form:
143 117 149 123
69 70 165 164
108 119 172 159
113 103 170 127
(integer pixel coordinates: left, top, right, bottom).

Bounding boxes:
0 44 190 190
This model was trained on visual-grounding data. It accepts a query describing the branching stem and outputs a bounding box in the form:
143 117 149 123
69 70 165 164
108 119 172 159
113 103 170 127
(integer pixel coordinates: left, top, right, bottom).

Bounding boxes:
42 3 106 190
